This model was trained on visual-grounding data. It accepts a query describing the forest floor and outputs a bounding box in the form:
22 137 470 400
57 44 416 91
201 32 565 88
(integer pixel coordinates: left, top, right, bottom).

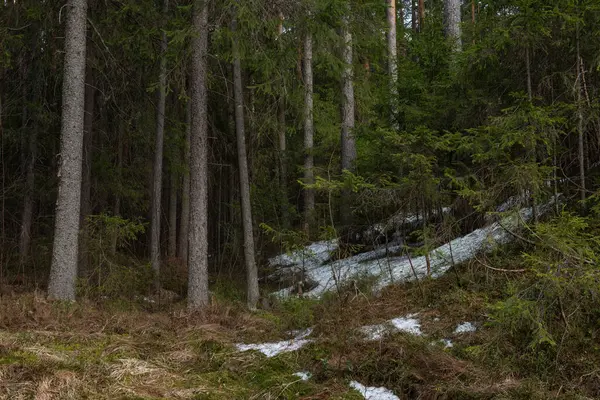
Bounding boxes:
0 261 596 399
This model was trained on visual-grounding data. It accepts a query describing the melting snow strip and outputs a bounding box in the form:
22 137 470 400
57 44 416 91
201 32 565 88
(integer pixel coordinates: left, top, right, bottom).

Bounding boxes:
359 314 422 340
349 381 400 400
235 328 313 358
272 197 559 299
454 322 477 334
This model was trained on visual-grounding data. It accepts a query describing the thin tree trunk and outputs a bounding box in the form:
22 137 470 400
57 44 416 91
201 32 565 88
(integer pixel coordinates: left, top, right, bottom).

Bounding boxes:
178 101 191 264
471 0 475 24
110 122 123 255
412 0 417 33
444 0 461 51
78 68 94 273
576 23 586 206
386 0 398 126
277 14 290 229
303 30 315 235
526 46 532 102
418 0 425 31
150 0 169 290
168 167 177 258
232 15 260 310
188 0 210 310
340 10 356 228
48 0 88 301
19 60 36 266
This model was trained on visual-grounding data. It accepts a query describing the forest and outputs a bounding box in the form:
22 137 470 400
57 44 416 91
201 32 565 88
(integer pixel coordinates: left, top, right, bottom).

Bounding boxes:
1 0 600 398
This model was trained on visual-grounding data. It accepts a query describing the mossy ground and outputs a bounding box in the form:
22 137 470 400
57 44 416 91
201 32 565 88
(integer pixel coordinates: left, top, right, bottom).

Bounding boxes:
1 258 598 399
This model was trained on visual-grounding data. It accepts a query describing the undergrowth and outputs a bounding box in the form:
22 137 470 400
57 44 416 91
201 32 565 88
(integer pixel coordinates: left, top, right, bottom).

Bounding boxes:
3 211 600 399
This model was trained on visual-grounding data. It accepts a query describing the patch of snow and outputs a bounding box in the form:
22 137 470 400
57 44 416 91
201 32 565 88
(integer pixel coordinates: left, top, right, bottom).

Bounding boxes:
235 328 313 358
273 196 558 299
359 314 422 340
349 381 400 400
269 240 338 268
293 371 312 381
454 322 477 334
440 338 453 348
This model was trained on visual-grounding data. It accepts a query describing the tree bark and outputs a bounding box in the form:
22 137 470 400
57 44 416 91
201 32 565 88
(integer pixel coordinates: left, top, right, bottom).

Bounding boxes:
168 166 177 258
444 0 461 51
19 59 36 267
78 67 94 273
576 22 586 206
386 0 398 126
110 122 123 255
340 10 356 228
178 101 191 264
277 14 289 229
418 0 425 31
48 0 88 301
232 16 260 310
150 0 169 289
303 30 315 235
188 0 210 310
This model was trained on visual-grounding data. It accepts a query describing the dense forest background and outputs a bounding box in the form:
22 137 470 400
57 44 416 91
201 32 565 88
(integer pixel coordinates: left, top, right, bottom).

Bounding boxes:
1 0 600 307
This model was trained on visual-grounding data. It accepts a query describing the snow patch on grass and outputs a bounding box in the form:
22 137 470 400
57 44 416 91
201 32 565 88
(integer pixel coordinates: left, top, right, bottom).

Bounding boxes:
359 314 422 340
454 322 477 334
349 381 400 400
235 328 313 358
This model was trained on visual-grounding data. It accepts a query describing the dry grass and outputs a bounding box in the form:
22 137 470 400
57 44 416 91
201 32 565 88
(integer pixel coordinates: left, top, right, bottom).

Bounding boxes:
0 267 593 399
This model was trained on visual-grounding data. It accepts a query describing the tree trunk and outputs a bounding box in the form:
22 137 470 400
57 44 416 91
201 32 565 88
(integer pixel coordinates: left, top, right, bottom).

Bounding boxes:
412 0 418 33
418 0 425 31
277 15 290 229
232 16 260 310
150 0 169 289
188 0 210 310
444 0 461 51
78 68 94 273
178 101 191 264
48 0 88 301
526 46 532 102
386 0 398 126
303 30 315 235
576 23 586 206
340 10 356 228
19 60 36 267
168 167 177 258
110 122 123 256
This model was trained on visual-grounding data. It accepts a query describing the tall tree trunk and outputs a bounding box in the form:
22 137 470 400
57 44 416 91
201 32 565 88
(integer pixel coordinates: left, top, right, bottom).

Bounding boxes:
178 101 191 264
418 0 425 31
526 47 532 102
78 68 94 274
277 14 290 229
48 0 88 301
444 0 461 51
576 22 586 206
303 30 315 235
150 0 169 289
168 167 177 258
19 59 36 266
232 16 260 310
340 10 356 228
412 0 418 33
110 122 123 255
188 0 210 310
386 0 398 126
